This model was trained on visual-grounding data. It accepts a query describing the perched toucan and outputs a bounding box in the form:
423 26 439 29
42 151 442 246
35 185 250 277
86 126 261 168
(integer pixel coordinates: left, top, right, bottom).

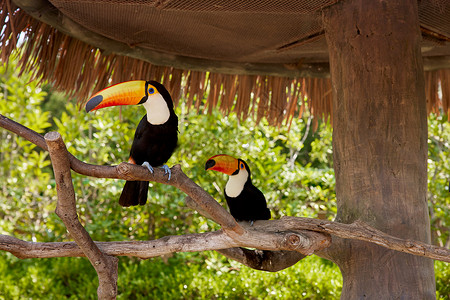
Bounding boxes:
205 154 271 223
86 80 178 207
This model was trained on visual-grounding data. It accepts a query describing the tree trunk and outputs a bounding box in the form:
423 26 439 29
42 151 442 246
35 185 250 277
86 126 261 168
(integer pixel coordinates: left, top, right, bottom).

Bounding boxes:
322 0 436 299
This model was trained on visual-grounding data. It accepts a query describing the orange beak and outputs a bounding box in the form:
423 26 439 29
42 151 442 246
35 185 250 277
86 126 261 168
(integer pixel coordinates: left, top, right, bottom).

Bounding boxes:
205 154 239 175
85 80 148 112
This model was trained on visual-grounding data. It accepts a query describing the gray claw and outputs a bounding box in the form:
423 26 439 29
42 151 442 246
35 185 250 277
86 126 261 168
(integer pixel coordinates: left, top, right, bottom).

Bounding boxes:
162 164 171 180
142 161 154 173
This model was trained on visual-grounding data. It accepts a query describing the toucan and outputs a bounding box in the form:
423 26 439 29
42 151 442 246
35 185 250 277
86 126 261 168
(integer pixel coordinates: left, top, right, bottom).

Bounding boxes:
205 154 271 223
86 80 178 207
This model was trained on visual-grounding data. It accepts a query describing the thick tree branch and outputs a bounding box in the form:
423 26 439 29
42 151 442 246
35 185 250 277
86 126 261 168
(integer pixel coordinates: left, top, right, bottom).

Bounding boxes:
0 232 305 272
45 132 118 300
185 195 307 270
272 217 450 263
3 215 449 263
1 114 449 266
0 223 329 258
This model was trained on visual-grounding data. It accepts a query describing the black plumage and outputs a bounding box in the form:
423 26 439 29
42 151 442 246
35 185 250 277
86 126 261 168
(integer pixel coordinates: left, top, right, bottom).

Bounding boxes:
120 109 178 206
85 80 178 207
205 155 271 222
224 159 270 222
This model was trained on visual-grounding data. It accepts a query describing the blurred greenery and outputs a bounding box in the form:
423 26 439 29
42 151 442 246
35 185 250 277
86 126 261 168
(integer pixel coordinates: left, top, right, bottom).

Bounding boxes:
0 55 449 299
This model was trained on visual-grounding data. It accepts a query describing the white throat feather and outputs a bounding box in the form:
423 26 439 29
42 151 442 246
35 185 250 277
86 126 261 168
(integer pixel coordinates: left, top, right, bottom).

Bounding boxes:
225 168 249 198
143 94 170 125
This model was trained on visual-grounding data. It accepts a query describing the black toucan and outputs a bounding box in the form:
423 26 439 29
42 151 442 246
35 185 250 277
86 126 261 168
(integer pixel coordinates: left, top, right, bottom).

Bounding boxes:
86 80 178 207
205 154 271 223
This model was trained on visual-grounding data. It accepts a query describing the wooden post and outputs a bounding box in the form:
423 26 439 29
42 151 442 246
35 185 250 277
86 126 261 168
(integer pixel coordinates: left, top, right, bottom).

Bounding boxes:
323 0 436 298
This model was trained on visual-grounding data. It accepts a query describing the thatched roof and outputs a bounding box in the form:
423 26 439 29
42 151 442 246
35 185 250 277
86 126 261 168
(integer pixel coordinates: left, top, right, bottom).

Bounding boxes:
1 0 449 126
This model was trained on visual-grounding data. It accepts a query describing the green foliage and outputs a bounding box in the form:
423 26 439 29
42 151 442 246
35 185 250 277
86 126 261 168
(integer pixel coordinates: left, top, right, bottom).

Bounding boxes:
0 55 448 298
0 57 55 241
435 260 450 299
0 252 342 300
427 114 450 247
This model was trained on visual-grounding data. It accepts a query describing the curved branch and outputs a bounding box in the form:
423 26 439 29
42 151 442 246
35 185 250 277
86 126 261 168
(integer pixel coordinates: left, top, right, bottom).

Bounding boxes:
0 114 242 235
1 114 449 265
185 195 308 270
45 132 118 300
272 217 450 263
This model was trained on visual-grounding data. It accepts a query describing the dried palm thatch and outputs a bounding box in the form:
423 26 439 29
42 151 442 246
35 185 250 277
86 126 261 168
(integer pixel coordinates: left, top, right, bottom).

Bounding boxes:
1 0 449 127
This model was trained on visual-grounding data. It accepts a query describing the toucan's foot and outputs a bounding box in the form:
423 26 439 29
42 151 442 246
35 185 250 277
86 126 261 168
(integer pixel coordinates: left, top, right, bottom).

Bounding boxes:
250 220 254 226
162 164 171 180
142 161 154 174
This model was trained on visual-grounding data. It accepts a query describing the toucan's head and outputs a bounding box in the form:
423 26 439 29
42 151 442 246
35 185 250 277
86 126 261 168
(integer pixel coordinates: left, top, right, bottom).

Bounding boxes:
205 154 251 197
85 80 174 125
205 154 250 176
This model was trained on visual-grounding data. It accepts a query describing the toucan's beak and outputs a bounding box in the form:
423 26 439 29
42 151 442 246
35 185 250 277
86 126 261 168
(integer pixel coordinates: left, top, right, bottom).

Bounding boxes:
205 154 239 175
85 80 147 112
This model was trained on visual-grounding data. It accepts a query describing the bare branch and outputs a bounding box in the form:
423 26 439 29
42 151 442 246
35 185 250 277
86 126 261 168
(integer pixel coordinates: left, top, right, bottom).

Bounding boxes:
275 217 450 263
0 224 330 258
0 233 306 272
4 215 448 263
1 114 449 266
185 195 308 271
45 132 118 300
0 114 243 235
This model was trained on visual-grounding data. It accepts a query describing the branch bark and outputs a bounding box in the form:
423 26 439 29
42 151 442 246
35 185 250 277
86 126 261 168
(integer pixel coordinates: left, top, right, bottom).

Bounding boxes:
185 195 307 270
2 216 449 262
45 132 118 300
0 223 329 259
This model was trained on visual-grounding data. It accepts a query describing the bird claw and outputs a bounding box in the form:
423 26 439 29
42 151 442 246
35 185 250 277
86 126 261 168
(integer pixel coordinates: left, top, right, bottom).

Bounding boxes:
162 164 171 180
142 161 154 174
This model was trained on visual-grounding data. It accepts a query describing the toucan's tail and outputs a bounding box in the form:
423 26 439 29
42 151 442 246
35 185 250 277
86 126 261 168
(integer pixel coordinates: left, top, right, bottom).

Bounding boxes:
119 180 149 207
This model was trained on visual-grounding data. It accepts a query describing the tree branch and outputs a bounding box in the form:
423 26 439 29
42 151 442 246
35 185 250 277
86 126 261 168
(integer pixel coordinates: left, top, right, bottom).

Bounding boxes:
45 132 118 300
274 217 450 263
185 195 308 270
0 113 243 235
0 223 329 258
0 232 305 272
1 113 449 268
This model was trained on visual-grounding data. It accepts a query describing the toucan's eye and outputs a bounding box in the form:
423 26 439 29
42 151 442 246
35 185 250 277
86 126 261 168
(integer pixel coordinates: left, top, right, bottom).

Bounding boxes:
148 87 155 94
240 163 244 169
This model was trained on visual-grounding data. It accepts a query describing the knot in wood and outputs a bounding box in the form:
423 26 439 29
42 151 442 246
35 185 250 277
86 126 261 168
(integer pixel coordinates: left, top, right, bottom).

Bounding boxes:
288 234 301 245
285 233 307 250
117 162 133 179
405 240 414 248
